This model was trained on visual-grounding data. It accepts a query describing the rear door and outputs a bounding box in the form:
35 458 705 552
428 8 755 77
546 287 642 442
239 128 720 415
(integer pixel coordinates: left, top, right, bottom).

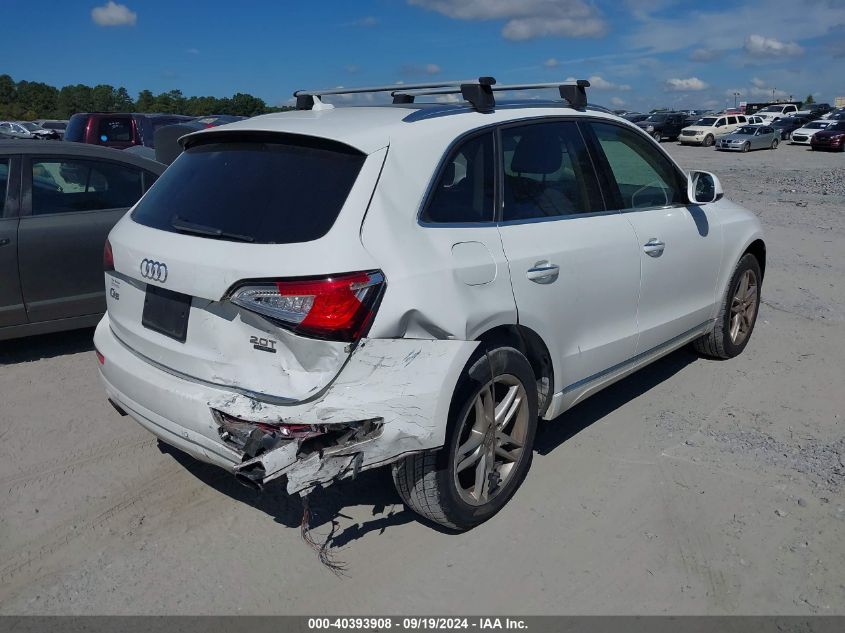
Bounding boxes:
585 121 722 354
495 119 641 393
18 154 150 322
0 155 26 328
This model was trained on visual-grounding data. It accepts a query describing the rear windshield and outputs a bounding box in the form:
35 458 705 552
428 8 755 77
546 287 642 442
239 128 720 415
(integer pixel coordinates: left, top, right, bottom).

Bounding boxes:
131 137 366 244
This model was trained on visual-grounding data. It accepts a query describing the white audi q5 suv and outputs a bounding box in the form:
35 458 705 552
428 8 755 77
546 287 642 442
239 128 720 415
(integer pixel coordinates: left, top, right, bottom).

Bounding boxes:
95 78 765 530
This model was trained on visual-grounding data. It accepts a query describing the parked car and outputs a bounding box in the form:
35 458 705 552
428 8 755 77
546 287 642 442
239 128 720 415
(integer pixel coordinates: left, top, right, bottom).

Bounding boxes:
33 119 68 139
623 113 648 123
746 115 766 125
151 116 248 165
790 120 834 145
94 78 766 531
822 108 845 120
0 141 165 341
755 103 799 123
715 125 779 152
679 114 748 146
19 121 58 139
64 112 195 150
635 111 690 141
0 121 39 139
770 116 810 140
810 121 845 151
800 103 831 118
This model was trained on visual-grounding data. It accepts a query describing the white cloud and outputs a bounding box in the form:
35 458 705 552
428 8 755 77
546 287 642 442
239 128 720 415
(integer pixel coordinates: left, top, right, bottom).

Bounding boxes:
610 96 626 107
544 58 560 68
750 86 789 98
402 63 442 76
407 0 607 40
664 77 708 91
751 77 766 88
186 48 199 55
566 75 630 91
743 34 803 57
91 1 137 27
689 48 719 61
625 0 843 55
349 16 379 27
345 64 360 73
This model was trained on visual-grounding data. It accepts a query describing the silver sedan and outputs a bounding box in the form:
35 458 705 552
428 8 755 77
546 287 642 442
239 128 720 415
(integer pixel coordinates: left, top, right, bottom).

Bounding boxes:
715 125 779 152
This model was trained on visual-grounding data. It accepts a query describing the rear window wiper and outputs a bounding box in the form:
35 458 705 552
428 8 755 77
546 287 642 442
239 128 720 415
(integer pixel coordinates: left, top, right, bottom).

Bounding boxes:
171 215 255 243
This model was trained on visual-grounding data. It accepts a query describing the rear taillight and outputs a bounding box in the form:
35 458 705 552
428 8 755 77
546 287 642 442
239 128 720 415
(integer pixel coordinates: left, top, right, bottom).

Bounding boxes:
230 271 385 342
103 239 114 272
96 350 105 365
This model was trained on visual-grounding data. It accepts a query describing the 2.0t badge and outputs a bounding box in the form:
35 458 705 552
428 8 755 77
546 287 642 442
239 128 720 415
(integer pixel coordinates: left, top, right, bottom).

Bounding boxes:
140 259 168 283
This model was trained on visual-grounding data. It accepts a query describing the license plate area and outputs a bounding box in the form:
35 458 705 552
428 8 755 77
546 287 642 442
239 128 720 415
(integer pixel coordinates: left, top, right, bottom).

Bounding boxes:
142 285 192 342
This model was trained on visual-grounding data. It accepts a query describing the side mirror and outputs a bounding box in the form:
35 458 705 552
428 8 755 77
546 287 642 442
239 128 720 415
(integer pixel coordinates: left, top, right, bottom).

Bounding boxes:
688 170 723 204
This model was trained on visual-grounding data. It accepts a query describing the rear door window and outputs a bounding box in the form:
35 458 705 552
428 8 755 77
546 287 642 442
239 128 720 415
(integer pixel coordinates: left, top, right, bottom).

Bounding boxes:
31 159 144 215
64 115 87 142
131 136 366 243
501 121 603 221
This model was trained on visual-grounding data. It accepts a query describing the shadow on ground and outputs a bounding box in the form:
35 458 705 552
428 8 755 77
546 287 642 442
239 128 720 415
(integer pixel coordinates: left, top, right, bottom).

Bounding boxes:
162 348 699 553
0 327 95 365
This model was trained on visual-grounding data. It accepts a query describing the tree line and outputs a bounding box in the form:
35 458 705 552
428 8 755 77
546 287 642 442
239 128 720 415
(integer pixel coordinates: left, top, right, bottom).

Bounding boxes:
0 74 289 121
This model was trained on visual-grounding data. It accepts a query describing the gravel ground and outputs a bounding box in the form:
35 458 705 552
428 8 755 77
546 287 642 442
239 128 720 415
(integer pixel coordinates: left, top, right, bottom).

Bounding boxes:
0 141 843 615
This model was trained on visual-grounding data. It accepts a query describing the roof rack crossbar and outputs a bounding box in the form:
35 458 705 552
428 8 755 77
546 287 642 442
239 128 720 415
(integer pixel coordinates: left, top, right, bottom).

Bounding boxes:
294 77 590 111
392 79 591 109
294 78 494 111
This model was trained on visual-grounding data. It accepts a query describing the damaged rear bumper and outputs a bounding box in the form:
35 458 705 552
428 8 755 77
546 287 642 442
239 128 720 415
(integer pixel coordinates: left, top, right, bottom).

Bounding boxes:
94 316 477 494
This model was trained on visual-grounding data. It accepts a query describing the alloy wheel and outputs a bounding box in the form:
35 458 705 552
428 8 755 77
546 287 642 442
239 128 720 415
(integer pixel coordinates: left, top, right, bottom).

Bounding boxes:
729 269 758 345
452 374 530 506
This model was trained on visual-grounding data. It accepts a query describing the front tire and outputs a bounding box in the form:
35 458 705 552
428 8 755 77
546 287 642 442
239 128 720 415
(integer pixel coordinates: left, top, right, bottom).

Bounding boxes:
392 346 538 531
693 253 762 359
703 134 714 147
771 138 779 149
652 131 662 142
741 142 750 152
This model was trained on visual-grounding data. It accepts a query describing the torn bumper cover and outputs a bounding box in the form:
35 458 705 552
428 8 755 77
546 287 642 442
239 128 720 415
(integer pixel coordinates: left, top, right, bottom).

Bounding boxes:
94 317 477 495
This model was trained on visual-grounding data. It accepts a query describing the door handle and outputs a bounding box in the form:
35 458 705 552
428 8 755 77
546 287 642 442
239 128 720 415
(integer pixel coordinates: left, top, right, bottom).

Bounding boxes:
0 238 10 247
643 238 665 257
526 261 560 284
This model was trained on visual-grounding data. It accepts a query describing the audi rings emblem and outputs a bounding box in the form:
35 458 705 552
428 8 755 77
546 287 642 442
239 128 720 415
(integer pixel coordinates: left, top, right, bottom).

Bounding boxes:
140 259 168 283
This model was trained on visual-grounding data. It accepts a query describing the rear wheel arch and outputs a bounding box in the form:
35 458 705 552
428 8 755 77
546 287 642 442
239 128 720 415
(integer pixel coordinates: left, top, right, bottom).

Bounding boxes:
473 324 554 417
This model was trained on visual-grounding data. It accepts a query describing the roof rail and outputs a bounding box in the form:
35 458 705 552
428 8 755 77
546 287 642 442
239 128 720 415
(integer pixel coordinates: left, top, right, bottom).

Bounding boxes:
393 80 591 110
293 77 591 112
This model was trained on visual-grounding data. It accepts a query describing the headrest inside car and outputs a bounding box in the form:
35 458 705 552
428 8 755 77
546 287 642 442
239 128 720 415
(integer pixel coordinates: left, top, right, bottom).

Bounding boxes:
510 130 562 175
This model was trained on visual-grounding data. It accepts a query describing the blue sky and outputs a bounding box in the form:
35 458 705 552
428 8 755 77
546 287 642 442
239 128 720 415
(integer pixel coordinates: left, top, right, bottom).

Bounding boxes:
3 0 844 111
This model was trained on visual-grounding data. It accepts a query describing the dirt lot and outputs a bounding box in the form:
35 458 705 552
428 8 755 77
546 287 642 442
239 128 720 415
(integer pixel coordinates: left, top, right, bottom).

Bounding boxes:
1 141 843 615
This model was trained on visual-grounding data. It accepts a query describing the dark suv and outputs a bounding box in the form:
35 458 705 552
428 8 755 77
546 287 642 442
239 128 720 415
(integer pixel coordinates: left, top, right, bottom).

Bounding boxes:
635 112 690 141
64 113 194 150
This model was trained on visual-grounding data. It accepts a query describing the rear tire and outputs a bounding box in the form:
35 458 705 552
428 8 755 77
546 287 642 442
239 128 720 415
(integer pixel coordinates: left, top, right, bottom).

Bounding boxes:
693 253 762 360
392 346 538 531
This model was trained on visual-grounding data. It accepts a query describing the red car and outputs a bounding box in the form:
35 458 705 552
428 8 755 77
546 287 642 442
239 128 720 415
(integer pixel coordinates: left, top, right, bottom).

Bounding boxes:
810 121 845 151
